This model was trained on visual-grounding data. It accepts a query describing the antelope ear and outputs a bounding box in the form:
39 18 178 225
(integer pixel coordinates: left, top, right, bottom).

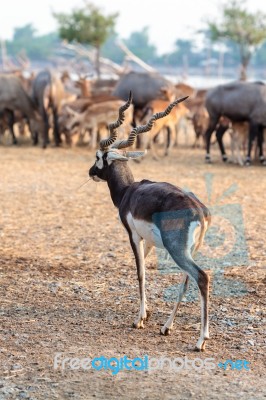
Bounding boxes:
125 150 147 159
107 151 128 163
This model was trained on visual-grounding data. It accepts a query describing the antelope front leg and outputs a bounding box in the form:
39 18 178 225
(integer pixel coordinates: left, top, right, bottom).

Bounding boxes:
129 233 147 329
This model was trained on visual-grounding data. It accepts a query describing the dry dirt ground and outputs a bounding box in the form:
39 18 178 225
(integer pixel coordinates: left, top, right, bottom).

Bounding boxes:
0 142 265 399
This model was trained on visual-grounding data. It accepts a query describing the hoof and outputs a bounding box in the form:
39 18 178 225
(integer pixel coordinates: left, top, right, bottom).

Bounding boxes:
133 319 144 329
160 326 172 336
194 345 205 352
222 155 228 163
195 337 208 351
195 342 206 352
205 155 212 164
260 157 266 166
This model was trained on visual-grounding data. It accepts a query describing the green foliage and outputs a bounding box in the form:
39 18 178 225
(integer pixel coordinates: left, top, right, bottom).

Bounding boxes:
53 2 118 49
53 2 118 78
161 39 198 66
124 27 157 63
207 0 266 73
13 24 36 42
6 24 59 59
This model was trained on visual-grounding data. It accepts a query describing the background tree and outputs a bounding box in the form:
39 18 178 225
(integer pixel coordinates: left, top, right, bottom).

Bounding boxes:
6 24 59 61
54 2 118 79
207 0 266 80
124 27 157 64
164 39 198 67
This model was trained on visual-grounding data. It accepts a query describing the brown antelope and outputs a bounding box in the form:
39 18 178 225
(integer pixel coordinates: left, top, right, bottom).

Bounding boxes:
88 93 211 351
62 100 134 148
229 121 249 166
192 105 209 148
75 76 92 98
139 99 190 158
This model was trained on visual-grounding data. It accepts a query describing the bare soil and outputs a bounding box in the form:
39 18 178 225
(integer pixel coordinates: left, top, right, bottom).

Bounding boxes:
0 143 265 399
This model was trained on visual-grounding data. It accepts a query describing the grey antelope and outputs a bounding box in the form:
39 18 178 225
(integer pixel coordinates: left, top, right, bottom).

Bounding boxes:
89 93 211 351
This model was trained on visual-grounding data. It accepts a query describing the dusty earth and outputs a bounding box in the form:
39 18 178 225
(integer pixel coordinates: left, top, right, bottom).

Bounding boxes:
0 141 265 399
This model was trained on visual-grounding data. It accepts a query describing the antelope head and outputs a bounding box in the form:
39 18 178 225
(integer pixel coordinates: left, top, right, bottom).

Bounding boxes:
89 91 188 182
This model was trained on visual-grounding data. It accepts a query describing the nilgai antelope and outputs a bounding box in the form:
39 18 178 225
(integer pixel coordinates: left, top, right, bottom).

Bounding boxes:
204 81 266 165
113 71 175 126
0 74 42 144
89 93 211 351
32 70 66 148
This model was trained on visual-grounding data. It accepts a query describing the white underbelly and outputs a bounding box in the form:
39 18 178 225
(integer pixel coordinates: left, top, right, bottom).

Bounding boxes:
126 213 164 248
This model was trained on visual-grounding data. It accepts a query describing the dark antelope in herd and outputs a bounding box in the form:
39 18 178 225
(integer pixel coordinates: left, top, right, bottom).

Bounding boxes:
89 93 211 351
204 81 266 166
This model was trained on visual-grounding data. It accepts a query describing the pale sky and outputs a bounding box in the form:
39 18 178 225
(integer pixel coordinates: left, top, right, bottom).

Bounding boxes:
1 0 266 54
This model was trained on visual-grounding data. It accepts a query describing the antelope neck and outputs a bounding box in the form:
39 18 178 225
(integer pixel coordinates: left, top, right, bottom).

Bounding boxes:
107 161 134 208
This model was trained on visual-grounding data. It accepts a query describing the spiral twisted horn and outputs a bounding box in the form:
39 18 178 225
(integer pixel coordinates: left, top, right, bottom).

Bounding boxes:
114 96 189 150
99 91 133 150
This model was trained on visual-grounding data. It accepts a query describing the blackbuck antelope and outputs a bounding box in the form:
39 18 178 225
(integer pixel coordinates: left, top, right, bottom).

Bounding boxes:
89 93 211 351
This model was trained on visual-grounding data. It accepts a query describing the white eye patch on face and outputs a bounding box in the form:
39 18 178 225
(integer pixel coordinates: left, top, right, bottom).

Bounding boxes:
95 149 147 168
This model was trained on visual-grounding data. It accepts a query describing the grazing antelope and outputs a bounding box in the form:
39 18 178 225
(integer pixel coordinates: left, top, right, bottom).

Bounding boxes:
63 100 133 149
89 93 211 351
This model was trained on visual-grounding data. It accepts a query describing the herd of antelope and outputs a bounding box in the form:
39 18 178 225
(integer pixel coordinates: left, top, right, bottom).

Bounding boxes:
0 69 264 165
